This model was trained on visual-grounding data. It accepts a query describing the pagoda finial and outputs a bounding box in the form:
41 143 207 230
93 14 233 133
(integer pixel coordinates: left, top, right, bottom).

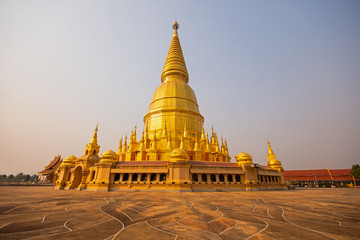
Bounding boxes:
90 122 99 144
173 21 179 36
161 21 189 83
268 138 274 156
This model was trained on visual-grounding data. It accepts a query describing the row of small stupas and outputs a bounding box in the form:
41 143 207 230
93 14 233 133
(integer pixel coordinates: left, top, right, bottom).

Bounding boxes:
50 21 286 191
117 124 231 162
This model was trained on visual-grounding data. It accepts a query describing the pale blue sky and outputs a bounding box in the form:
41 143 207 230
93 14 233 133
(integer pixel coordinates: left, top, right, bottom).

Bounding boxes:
1 0 359 174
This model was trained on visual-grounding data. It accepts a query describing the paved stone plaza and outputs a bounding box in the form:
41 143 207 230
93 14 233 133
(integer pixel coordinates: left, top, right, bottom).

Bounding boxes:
0 187 359 240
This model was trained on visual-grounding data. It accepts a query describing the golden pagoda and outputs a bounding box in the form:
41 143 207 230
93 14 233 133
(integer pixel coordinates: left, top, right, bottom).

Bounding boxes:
53 22 286 191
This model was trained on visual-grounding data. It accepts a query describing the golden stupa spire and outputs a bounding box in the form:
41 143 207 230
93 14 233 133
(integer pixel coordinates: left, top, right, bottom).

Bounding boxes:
90 122 99 144
183 122 189 138
267 138 275 156
151 130 157 150
129 131 134 144
117 138 123 155
161 21 189 83
221 137 225 153
167 135 171 149
200 125 206 141
145 122 149 139
161 120 168 138
194 134 199 151
139 131 145 151
122 134 127 152
180 135 184 150
267 138 283 171
133 124 137 142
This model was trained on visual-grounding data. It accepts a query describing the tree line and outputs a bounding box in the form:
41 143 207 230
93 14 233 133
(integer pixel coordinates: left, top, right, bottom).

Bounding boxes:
0 173 38 182
350 164 360 179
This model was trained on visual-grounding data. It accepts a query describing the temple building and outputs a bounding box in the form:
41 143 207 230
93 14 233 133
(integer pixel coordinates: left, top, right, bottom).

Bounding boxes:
38 155 62 183
284 169 359 188
53 22 286 191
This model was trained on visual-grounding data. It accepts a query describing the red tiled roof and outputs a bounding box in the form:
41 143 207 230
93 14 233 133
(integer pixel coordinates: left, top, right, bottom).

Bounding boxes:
38 169 54 174
45 155 62 169
284 169 352 181
38 155 62 175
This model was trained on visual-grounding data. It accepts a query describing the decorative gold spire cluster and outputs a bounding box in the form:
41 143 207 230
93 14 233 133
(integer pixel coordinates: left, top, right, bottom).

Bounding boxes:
116 123 230 162
161 21 189 83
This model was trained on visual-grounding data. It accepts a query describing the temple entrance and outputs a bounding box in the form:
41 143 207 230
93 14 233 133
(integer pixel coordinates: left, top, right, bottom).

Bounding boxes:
114 173 120 182
69 166 82 189
201 174 207 182
160 173 166 182
150 173 157 181
210 174 216 183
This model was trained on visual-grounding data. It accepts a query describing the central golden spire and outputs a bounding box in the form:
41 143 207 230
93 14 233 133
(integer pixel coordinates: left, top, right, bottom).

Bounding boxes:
161 21 189 83
143 21 207 158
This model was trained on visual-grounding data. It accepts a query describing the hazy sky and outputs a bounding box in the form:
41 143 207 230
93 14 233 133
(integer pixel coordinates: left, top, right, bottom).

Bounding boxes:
1 0 359 174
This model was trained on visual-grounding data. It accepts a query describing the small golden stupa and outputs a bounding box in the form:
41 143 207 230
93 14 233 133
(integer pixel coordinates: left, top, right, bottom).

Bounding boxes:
52 22 285 191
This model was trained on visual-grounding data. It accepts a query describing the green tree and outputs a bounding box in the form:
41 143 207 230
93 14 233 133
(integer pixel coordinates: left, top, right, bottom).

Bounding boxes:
14 173 24 182
0 174 6 181
24 174 31 182
7 174 14 182
350 164 360 179
30 174 38 182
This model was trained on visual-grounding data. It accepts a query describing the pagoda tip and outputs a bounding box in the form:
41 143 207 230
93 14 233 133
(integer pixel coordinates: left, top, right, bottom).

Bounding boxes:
173 21 179 30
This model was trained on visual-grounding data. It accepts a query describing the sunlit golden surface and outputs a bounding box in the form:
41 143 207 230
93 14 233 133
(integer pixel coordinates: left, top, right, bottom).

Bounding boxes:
0 187 359 239
52 21 285 192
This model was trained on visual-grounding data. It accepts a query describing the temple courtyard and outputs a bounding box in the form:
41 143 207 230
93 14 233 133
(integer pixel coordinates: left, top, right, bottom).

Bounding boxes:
0 187 359 240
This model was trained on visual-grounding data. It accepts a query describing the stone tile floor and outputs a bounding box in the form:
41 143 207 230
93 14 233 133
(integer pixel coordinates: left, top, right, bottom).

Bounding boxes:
0 187 359 239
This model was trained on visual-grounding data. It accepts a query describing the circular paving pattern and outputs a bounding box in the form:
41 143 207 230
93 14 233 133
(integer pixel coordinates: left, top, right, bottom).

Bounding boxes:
0 187 359 239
